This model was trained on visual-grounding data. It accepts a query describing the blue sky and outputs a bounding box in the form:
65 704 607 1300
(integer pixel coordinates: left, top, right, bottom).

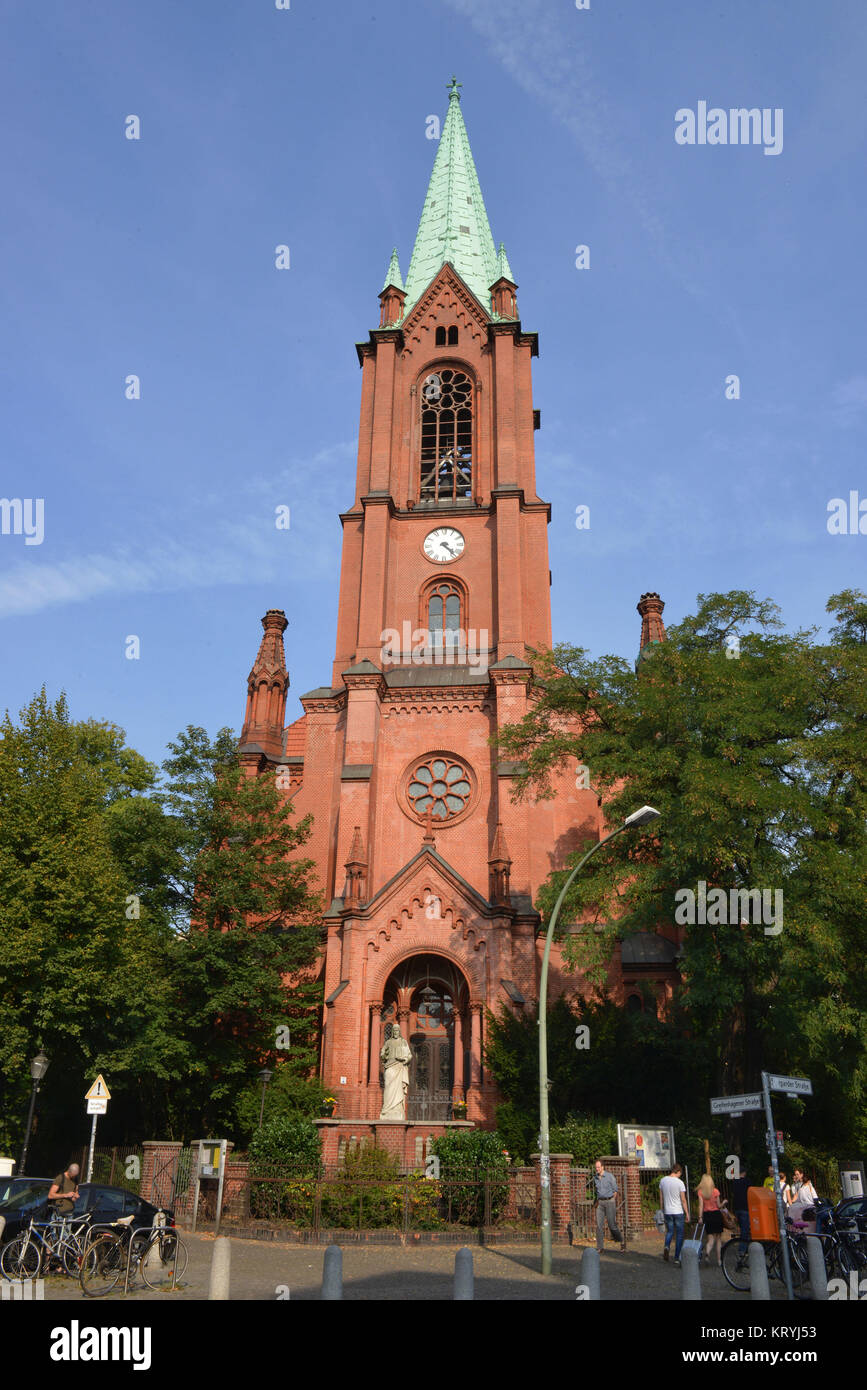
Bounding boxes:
2 0 866 768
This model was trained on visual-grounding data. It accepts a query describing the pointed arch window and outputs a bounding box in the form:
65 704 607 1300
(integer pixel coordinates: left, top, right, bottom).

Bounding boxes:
420 368 473 501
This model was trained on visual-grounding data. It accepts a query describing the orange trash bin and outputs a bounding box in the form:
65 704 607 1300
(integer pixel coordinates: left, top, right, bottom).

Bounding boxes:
748 1186 780 1240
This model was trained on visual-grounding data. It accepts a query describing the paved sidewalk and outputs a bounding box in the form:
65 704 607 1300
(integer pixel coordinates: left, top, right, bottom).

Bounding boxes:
34 1230 786 1301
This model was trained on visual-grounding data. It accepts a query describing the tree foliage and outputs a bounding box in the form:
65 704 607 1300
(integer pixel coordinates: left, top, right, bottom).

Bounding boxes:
496 590 867 1152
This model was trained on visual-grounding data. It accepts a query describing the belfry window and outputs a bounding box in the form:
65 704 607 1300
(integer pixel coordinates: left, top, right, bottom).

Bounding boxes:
435 327 446 346
420 368 473 501
448 326 458 345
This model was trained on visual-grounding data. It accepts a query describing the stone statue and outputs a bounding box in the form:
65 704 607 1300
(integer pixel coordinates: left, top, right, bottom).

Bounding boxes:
379 1023 413 1120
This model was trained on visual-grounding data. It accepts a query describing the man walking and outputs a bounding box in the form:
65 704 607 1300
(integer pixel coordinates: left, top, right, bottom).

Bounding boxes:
593 1159 626 1253
659 1162 689 1266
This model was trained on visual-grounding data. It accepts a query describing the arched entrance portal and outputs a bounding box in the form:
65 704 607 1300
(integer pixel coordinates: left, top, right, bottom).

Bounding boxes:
380 955 470 1121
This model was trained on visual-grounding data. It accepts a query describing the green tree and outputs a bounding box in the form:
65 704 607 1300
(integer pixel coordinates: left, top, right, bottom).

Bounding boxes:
148 727 324 1138
0 692 136 1156
496 590 867 1152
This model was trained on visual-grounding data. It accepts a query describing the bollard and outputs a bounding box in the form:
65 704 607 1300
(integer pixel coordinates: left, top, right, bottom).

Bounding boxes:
749 1241 770 1300
454 1247 474 1300
208 1236 231 1301
681 1244 701 1300
805 1235 828 1301
322 1243 343 1300
579 1246 600 1301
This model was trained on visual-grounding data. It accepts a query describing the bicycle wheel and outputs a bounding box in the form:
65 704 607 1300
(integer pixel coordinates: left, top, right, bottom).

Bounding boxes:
61 1229 91 1278
1 1234 42 1281
79 1233 124 1297
140 1231 187 1290
721 1237 753 1291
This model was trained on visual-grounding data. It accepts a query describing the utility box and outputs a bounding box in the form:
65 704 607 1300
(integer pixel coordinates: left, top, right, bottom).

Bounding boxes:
0 1157 15 1178
748 1185 779 1241
840 1163 865 1200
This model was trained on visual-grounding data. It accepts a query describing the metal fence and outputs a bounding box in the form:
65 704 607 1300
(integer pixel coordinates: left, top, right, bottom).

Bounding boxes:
191 1164 540 1241
72 1145 144 1194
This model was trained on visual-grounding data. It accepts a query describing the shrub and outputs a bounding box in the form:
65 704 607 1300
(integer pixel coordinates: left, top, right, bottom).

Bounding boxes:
549 1115 617 1166
248 1113 322 1222
248 1113 321 1173
430 1130 510 1225
319 1144 440 1231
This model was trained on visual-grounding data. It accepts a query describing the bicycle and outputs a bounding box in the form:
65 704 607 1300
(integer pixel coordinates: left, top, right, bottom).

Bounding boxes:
79 1213 187 1297
0 1212 93 1281
720 1230 807 1292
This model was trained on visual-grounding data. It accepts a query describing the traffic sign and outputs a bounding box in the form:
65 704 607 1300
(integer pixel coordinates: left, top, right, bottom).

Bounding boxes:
86 1098 108 1115
767 1074 812 1097
710 1093 763 1115
84 1075 111 1102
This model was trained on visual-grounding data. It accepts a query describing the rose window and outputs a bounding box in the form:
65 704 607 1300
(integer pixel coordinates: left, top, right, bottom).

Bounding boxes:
407 756 472 821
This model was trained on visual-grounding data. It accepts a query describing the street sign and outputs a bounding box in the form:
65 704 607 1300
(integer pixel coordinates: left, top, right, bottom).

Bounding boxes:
84 1075 111 1102
710 1093 763 1115
767 1074 812 1097
86 1098 108 1115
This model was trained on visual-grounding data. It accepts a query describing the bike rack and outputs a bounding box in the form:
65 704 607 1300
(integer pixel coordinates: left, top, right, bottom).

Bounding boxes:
122 1214 182 1296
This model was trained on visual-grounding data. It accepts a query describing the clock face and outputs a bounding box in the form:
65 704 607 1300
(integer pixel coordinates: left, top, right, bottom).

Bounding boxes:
423 527 465 564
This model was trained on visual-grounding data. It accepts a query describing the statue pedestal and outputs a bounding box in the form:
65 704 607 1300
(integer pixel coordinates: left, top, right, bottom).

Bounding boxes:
314 1118 474 1169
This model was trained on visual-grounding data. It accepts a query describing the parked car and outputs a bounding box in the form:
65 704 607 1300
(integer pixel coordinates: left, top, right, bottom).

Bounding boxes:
73 1183 176 1233
0 1178 174 1247
0 1178 52 1244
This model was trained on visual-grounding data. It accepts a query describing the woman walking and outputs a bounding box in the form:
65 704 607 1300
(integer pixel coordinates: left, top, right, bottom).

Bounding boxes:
697 1174 725 1266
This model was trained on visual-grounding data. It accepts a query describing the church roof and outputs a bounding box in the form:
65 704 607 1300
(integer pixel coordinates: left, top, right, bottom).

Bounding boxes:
401 79 501 320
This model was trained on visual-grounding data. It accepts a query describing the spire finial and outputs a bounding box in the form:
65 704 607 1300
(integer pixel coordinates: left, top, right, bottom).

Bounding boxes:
447 75 462 101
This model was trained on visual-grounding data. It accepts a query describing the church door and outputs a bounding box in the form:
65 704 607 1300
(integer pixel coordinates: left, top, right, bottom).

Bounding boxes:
408 1036 452 1122
407 982 454 1121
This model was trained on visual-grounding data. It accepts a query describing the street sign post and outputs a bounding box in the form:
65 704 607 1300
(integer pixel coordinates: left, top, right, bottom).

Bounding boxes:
709 1093 764 1115
84 1076 111 1182
760 1071 813 1302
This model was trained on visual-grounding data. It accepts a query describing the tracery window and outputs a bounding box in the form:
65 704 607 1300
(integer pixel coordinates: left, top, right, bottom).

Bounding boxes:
407 755 472 822
420 368 473 501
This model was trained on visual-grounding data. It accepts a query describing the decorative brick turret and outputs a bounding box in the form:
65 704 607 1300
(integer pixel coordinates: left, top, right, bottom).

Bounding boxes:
343 826 368 906
240 609 289 764
488 822 512 906
636 592 666 667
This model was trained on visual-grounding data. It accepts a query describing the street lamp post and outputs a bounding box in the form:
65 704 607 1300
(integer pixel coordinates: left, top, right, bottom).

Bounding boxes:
257 1069 273 1129
18 1049 50 1177
538 806 660 1274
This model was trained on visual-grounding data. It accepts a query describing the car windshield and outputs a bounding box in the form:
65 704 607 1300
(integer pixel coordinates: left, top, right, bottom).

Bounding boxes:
0 1182 49 1212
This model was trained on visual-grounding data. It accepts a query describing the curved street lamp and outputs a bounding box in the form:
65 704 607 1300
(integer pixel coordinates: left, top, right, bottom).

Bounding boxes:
18 1049 50 1177
538 806 660 1274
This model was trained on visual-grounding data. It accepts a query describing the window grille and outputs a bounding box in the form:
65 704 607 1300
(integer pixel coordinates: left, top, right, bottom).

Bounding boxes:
420 369 473 501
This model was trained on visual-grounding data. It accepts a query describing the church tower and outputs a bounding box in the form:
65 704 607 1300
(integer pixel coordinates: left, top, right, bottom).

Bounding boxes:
239 82 673 1155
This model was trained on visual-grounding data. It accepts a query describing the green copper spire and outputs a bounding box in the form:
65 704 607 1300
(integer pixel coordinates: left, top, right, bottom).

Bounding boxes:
382 247 404 293
402 79 501 318
495 241 515 283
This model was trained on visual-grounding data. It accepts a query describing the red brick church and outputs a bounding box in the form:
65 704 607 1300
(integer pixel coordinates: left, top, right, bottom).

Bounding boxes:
237 81 678 1146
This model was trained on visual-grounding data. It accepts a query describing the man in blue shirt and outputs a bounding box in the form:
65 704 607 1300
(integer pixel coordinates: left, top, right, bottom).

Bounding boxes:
593 1159 626 1252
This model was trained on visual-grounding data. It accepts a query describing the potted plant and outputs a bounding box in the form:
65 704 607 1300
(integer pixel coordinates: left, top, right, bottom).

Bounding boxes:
452 1100 467 1120
320 1096 337 1117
